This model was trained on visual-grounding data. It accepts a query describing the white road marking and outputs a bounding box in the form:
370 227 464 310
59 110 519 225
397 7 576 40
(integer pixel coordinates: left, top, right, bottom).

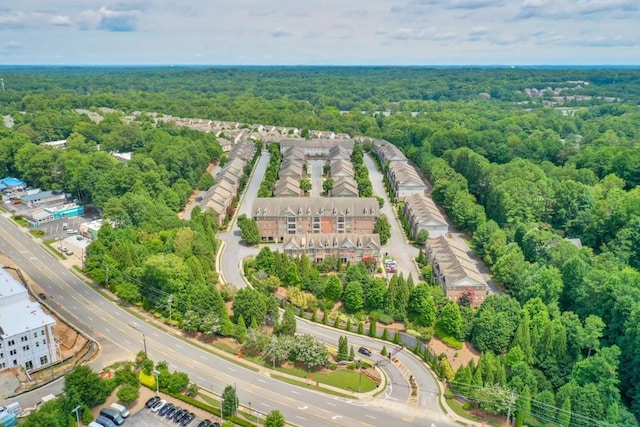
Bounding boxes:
200 355 207 360
326 402 336 407
104 328 111 333
366 415 377 419
260 403 270 408
175 344 183 349
290 390 300 395
257 379 266 384
227 367 236 372
87 316 94 321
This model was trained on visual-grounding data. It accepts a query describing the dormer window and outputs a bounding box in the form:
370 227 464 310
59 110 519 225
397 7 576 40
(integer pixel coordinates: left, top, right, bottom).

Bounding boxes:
333 208 337 216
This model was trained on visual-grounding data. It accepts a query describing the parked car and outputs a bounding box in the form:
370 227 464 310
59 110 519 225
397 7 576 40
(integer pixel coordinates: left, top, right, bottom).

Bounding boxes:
94 415 116 427
67 229 78 234
172 408 187 422
181 412 196 426
64 250 74 256
37 293 47 300
165 406 180 419
159 402 174 416
358 346 372 357
151 399 166 413
145 396 160 408
197 420 212 427
99 408 124 426
110 402 130 418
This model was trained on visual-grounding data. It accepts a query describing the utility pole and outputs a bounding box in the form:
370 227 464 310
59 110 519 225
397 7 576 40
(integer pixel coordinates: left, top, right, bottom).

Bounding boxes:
153 369 160 396
168 295 173 324
105 263 109 287
72 405 82 427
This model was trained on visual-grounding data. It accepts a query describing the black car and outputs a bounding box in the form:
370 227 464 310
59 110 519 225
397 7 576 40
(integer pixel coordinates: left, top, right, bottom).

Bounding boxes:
211 422 221 427
173 408 187 422
358 346 372 357
165 406 180 419
145 396 160 408
181 412 196 426
159 402 174 416
197 420 211 427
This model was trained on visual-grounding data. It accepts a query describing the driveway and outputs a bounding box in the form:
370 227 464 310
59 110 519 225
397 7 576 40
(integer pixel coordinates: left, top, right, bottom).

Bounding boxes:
364 153 420 280
309 159 323 197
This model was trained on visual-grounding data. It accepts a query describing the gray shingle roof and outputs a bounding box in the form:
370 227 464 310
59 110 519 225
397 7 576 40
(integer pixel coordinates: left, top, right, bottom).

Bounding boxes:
253 197 378 218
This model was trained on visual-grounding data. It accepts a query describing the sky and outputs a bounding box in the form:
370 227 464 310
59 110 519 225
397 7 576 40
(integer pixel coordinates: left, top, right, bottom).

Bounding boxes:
0 0 638 65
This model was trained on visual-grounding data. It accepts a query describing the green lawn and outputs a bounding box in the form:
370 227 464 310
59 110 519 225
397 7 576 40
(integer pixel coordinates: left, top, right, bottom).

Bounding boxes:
312 369 377 393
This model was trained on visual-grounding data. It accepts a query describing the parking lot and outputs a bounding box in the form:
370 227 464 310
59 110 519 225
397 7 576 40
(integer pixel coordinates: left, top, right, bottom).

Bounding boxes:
120 394 221 427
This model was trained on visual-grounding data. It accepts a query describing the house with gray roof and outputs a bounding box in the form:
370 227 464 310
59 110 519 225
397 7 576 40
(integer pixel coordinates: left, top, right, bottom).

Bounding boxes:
373 139 407 165
330 177 359 198
403 193 448 238
389 162 426 200
330 160 354 178
279 160 304 179
274 176 301 197
329 145 352 161
426 235 488 308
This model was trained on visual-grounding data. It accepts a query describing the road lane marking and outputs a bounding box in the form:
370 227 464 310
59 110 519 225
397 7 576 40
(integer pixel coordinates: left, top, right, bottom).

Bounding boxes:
227 367 236 372
87 316 93 321
296 416 306 420
257 379 266 384
326 402 336 406
175 344 183 349
366 415 377 419
259 403 270 408
290 390 300 395
200 355 207 360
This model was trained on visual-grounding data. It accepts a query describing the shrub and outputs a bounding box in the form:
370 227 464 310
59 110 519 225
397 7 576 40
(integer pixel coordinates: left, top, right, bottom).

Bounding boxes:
441 336 463 350
329 363 337 370
444 388 454 399
346 362 357 370
378 314 395 325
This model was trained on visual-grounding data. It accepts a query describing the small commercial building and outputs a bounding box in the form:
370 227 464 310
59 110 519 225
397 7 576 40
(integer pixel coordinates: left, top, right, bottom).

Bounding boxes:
26 204 85 227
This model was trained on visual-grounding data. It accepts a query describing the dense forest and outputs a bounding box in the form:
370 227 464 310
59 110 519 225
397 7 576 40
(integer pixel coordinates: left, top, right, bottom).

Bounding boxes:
1 66 640 425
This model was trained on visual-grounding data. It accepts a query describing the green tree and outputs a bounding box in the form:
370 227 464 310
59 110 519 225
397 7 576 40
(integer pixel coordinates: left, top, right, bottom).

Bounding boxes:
277 305 297 336
116 383 140 404
558 397 571 427
235 315 247 344
374 214 392 245
264 409 285 427
343 281 364 312
293 334 330 369
221 385 239 417
407 283 436 327
337 336 349 362
515 386 531 427
238 214 260 246
437 300 462 340
415 229 429 245
232 288 267 327
63 365 110 409
300 179 312 193
324 274 343 302
323 177 334 193
267 335 294 367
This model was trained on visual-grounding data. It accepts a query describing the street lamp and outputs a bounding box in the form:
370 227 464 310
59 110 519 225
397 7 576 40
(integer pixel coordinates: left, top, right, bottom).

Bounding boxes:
128 322 147 358
72 405 82 427
220 398 225 420
153 369 160 396
358 359 363 393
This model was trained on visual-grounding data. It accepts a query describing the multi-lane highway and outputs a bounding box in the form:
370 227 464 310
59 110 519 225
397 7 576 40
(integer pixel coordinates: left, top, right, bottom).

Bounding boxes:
0 212 456 426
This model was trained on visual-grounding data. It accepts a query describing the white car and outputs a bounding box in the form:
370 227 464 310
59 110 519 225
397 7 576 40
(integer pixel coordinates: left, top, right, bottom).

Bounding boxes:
151 399 167 413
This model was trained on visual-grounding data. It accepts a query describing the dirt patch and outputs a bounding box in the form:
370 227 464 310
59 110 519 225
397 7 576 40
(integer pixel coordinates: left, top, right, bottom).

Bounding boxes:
428 336 480 372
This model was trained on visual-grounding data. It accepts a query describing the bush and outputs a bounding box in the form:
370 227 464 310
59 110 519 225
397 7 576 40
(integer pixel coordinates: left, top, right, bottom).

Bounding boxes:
81 406 94 425
329 363 337 370
441 335 463 350
444 388 454 399
117 383 140 404
378 314 395 325
346 362 357 370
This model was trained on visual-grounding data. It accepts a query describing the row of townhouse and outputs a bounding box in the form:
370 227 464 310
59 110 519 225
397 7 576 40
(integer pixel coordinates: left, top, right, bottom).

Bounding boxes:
329 159 358 198
0 268 57 372
253 197 379 242
403 193 449 239
372 140 426 200
200 141 257 226
426 235 488 308
283 233 381 263
274 146 305 197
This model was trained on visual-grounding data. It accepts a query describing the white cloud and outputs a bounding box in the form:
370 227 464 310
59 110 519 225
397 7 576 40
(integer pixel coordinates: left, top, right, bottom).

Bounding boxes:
50 15 72 26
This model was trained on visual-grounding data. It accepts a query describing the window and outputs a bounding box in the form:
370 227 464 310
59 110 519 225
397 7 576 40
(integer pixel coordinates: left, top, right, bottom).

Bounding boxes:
10 350 16 356
25 361 33 370
8 340 15 346
23 345 29 351
34 333 38 338
21 336 28 342
0 363 4 369
41 331 45 336
36 342 40 347
42 340 46 345
40 355 48 365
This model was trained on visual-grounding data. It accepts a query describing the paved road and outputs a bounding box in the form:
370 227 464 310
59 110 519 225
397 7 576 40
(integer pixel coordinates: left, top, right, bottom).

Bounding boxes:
0 215 435 427
309 159 323 197
364 153 420 279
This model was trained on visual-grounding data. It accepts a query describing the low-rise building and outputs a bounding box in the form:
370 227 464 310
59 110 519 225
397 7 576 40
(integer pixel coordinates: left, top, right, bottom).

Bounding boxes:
25 204 85 227
388 162 426 200
283 233 381 263
426 236 488 308
0 268 57 372
274 176 301 197
330 177 359 198
253 197 379 242
403 193 448 238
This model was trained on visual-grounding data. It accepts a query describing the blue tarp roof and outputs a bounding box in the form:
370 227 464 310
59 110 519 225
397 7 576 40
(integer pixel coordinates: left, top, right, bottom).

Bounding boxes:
0 177 26 187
